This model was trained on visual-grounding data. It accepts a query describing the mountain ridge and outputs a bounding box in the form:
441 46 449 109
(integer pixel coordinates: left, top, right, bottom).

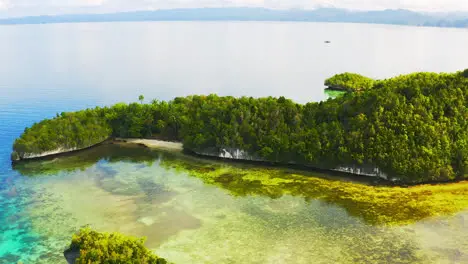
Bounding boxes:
0 7 467 28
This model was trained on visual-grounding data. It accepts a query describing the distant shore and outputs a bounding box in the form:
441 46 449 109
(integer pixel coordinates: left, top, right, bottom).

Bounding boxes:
0 8 467 29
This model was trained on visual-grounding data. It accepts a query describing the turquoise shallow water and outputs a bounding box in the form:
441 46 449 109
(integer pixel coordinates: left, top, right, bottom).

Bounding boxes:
2 143 468 263
1 22 468 263
0 100 100 263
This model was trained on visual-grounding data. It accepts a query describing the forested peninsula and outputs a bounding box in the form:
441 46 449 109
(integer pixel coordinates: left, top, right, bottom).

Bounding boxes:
12 69 468 184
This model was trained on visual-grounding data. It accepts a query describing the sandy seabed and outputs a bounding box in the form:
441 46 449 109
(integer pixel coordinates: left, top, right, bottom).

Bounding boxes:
5 143 468 264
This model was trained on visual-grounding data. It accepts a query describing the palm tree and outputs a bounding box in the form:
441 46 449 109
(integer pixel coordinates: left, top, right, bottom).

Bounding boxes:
138 95 145 104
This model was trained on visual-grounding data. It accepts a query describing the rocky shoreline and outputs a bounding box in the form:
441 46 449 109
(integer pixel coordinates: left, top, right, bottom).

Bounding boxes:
13 138 467 185
12 138 388 180
11 139 110 163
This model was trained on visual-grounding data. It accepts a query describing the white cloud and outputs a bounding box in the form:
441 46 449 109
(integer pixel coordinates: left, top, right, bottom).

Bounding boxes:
0 0 467 17
0 0 10 10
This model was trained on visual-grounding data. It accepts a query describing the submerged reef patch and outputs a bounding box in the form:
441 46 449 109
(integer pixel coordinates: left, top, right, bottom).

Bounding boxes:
159 151 468 226
14 144 468 227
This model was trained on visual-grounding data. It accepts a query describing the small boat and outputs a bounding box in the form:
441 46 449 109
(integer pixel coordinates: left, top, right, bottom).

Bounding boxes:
325 41 331 43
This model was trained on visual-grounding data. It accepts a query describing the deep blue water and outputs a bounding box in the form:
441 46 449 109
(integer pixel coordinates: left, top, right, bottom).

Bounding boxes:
1 21 468 263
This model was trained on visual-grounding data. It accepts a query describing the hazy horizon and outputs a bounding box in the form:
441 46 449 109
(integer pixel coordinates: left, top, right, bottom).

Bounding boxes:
1 0 468 19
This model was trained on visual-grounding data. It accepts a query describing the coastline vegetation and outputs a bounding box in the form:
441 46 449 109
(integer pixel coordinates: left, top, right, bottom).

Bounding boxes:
324 72 375 91
12 109 111 160
159 150 468 226
65 227 167 264
13 70 468 184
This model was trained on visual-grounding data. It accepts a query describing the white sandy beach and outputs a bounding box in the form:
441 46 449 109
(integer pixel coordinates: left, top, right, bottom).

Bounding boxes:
118 138 184 151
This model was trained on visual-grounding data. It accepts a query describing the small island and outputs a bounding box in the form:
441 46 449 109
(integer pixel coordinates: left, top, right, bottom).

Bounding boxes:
64 227 168 264
12 69 468 184
324 72 375 92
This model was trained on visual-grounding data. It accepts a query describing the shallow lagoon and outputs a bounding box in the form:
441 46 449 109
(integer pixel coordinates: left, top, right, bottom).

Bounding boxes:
2 143 467 263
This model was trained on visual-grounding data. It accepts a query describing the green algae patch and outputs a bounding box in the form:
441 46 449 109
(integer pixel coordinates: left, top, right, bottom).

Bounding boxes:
14 143 468 226
159 155 468 226
13 144 468 263
292 178 468 225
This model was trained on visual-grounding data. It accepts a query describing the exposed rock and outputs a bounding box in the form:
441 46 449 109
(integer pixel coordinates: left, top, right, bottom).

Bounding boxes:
195 147 388 179
194 147 264 162
13 140 108 162
19 147 79 160
334 165 388 179
64 247 80 264
11 151 20 162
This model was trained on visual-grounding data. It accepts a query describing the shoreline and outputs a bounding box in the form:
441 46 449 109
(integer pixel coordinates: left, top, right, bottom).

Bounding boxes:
11 139 111 163
115 138 184 151
11 138 184 164
324 86 361 92
12 138 466 187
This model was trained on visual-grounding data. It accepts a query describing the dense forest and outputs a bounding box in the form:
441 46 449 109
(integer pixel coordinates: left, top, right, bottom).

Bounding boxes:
13 70 468 183
12 110 112 160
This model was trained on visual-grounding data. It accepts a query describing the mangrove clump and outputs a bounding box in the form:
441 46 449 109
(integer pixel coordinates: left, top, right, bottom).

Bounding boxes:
64 227 167 264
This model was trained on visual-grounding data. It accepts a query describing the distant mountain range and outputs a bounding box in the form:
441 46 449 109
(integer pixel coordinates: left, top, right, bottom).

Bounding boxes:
0 8 467 28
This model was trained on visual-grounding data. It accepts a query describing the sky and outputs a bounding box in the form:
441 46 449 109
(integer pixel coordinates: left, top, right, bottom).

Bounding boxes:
0 0 467 18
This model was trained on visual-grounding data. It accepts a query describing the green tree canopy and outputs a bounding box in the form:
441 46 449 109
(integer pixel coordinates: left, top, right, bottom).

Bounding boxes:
462 69 468 78
65 227 167 264
325 72 375 92
12 108 111 160
13 69 468 184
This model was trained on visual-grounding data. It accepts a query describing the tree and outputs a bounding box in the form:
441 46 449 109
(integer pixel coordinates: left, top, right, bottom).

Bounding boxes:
462 69 468 78
324 72 375 92
65 227 167 264
139 95 145 104
13 69 468 184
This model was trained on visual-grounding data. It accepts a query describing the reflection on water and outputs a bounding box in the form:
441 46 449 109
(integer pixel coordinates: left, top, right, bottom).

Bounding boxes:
3 143 468 263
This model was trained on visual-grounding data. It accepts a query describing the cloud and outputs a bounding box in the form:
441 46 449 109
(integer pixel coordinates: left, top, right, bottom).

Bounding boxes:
0 0 10 10
1 0 467 17
85 0 106 4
